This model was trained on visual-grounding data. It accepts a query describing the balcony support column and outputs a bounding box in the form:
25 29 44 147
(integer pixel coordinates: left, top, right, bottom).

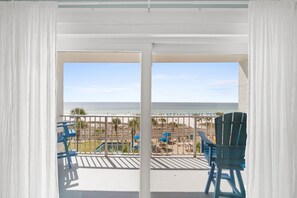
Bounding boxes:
140 44 152 198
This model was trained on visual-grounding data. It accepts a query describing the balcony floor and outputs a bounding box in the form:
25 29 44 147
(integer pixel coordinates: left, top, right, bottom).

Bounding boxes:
59 155 246 198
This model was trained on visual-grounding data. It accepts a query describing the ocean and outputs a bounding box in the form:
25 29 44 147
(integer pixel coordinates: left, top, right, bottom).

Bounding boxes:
64 102 238 115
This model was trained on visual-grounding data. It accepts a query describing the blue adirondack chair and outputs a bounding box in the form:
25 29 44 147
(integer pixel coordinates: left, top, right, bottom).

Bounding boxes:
199 112 247 198
57 122 77 168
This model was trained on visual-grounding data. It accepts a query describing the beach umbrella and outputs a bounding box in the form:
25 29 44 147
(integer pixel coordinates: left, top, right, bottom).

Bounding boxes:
160 137 168 143
134 134 140 140
162 131 171 138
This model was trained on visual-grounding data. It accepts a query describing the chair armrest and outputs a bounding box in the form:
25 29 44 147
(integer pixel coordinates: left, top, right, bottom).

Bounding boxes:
57 121 65 124
198 131 214 146
198 131 216 166
57 121 70 124
57 123 75 128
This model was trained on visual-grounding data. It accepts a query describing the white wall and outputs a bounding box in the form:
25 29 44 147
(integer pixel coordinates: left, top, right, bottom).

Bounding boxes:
238 60 248 112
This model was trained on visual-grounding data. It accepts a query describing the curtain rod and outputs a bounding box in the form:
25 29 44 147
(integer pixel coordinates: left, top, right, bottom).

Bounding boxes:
8 0 249 9
58 0 250 9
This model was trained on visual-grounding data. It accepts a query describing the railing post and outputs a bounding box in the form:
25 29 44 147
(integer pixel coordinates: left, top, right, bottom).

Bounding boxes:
193 116 197 158
104 116 108 157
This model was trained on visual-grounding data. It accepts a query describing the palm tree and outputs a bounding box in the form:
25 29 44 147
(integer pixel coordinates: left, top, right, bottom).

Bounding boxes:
70 107 87 151
151 118 158 137
206 116 212 136
112 118 121 134
71 107 87 115
215 112 224 117
168 122 178 132
196 117 202 130
128 118 140 149
151 118 157 127
112 118 121 150
158 118 166 131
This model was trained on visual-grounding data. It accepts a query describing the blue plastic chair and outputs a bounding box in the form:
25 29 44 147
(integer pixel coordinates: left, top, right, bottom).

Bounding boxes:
199 112 247 198
57 122 77 168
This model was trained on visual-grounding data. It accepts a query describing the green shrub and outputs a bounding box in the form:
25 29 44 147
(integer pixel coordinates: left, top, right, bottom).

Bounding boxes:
123 144 129 153
96 129 105 133
196 142 201 153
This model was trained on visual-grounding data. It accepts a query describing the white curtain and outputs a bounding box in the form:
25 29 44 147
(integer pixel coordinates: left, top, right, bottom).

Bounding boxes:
248 1 297 198
0 2 58 198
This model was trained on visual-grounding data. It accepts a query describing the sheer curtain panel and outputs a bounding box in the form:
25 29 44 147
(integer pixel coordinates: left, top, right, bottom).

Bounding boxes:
0 2 58 198
248 1 297 198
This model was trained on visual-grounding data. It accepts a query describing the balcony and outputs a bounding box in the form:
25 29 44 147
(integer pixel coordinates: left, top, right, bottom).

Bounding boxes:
58 114 246 198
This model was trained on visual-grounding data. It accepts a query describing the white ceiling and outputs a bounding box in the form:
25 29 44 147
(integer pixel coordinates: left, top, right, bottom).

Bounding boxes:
57 7 248 55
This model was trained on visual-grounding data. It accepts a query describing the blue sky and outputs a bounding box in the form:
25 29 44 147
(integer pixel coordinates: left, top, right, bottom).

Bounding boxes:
64 62 238 102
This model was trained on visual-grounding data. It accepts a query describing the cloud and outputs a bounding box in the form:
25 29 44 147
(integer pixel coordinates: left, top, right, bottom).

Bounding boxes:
65 85 136 94
153 74 192 80
197 79 238 102
210 80 238 87
131 83 140 88
64 83 142 102
81 86 127 93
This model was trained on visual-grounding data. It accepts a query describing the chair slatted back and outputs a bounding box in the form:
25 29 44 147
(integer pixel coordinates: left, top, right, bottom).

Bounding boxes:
63 125 70 136
57 122 76 138
215 112 247 169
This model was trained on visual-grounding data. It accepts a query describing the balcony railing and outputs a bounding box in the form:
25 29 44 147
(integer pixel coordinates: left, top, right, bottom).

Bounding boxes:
59 114 217 157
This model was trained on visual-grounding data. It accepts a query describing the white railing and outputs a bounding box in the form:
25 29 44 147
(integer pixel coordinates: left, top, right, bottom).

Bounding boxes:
60 114 217 157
